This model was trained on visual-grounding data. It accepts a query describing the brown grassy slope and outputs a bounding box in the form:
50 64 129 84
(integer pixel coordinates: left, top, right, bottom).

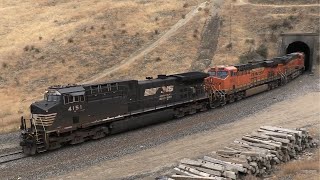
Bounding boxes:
212 0 319 66
0 0 207 132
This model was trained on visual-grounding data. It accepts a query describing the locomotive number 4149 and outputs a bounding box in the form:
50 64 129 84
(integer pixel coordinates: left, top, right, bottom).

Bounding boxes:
68 105 83 112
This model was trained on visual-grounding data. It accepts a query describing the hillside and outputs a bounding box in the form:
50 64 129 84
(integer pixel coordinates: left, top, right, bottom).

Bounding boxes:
0 0 319 132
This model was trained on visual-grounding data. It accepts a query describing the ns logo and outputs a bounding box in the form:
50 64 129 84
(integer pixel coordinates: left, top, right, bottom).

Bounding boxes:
144 85 174 97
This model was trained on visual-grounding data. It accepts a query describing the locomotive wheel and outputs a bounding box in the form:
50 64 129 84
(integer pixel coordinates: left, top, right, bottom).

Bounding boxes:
199 104 208 112
188 108 197 115
49 142 61 150
70 136 84 144
175 111 185 118
92 130 106 140
228 96 235 103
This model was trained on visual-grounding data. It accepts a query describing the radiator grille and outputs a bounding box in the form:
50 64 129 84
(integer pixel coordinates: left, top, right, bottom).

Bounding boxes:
33 113 57 127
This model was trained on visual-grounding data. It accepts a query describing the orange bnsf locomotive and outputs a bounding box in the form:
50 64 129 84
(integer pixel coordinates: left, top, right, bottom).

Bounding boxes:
20 52 304 155
205 52 305 108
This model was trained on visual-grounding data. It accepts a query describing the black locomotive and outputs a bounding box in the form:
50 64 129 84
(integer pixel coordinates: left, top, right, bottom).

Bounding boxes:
20 72 209 155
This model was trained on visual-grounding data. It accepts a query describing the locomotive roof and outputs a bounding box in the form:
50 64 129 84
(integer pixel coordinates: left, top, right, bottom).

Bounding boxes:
234 53 301 71
49 86 85 94
139 71 209 84
170 72 209 81
48 72 208 92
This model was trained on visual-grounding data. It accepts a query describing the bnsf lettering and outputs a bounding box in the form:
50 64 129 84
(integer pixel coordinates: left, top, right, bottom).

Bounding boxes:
144 85 174 96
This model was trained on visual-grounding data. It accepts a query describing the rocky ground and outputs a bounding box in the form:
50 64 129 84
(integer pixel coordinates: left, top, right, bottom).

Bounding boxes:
0 70 318 180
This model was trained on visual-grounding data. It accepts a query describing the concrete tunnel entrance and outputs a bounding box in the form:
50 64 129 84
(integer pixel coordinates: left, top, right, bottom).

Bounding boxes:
286 41 311 71
280 33 319 73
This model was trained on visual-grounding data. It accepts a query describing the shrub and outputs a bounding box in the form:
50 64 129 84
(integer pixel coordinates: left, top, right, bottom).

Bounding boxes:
181 14 186 19
245 38 255 44
23 45 29 51
2 62 8 69
102 34 106 38
34 48 40 53
39 36 42 40
121 29 127 34
270 23 280 31
198 7 202 11
155 57 161 62
90 26 94 30
288 15 296 21
226 43 232 50
256 44 268 58
183 2 188 8
68 38 74 43
154 29 159 35
204 8 210 14
269 33 278 43
283 19 293 29
239 51 260 64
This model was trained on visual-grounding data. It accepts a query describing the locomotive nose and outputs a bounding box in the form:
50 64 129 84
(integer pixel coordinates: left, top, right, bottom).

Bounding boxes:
30 101 58 114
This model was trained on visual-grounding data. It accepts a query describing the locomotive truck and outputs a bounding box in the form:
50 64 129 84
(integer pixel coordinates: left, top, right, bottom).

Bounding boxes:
20 52 305 155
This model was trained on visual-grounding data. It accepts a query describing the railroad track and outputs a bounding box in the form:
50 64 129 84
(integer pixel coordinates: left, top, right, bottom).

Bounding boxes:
0 150 27 164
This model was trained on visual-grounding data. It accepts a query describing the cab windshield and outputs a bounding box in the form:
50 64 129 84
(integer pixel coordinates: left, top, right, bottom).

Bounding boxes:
217 71 228 79
44 90 61 102
208 71 216 76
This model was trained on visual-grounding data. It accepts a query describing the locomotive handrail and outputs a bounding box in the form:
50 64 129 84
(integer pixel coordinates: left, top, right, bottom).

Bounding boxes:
40 118 47 144
32 118 39 142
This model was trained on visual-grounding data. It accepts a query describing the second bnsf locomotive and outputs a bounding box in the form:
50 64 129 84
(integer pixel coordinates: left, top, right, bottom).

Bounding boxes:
20 52 305 155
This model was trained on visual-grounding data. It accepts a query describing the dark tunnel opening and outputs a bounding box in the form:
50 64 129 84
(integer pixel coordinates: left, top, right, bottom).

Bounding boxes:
286 41 311 71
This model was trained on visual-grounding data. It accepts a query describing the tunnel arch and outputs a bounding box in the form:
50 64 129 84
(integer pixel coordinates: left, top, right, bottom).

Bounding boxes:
286 41 311 71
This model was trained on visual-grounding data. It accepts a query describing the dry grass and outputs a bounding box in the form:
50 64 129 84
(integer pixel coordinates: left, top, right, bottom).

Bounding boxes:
271 126 320 179
271 149 320 180
281 152 319 174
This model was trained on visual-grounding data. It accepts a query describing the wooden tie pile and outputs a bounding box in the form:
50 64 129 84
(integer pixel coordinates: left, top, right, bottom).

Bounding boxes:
164 126 318 180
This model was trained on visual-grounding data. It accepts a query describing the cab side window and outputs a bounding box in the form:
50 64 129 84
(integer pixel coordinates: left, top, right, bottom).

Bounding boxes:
64 96 69 104
69 96 74 103
80 95 85 102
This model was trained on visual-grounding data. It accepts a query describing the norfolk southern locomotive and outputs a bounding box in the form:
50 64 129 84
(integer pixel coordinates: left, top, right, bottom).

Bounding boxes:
20 53 305 155
20 72 209 155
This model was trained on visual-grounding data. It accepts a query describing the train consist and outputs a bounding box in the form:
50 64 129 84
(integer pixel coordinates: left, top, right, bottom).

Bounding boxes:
20 52 305 155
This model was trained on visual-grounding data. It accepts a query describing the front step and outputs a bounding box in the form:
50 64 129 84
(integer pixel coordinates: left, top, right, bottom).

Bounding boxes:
36 135 47 153
36 142 47 153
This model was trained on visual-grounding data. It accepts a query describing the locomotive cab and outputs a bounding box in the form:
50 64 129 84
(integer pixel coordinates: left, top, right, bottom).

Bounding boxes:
206 66 237 91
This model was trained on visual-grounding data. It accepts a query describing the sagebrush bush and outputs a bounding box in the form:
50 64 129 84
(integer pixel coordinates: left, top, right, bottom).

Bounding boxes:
256 44 268 58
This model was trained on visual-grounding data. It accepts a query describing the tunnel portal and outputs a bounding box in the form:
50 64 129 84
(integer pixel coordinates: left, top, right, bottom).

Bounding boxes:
286 41 311 71
280 33 319 72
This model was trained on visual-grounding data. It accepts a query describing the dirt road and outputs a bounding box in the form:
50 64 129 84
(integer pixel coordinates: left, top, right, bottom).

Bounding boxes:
55 89 320 179
82 1 209 84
